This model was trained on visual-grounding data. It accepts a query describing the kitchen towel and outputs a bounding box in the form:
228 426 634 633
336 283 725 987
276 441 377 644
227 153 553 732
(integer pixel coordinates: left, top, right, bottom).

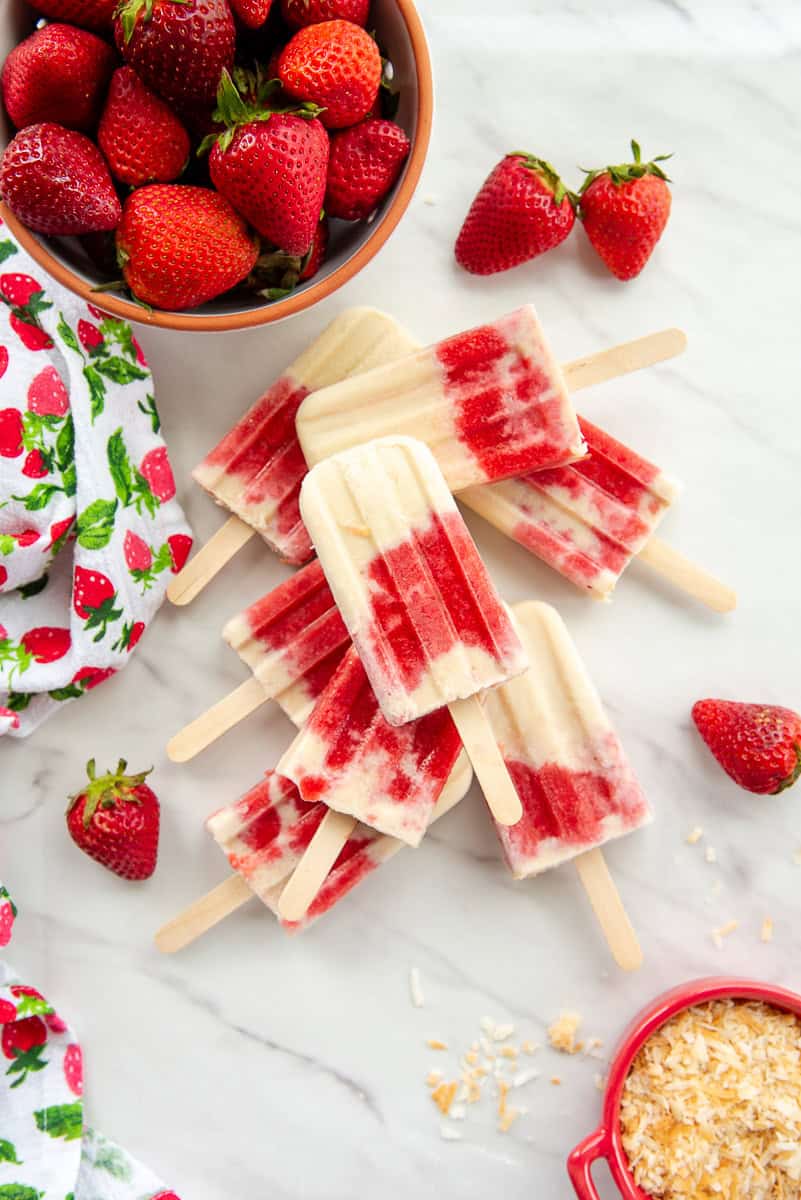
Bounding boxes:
0 222 192 738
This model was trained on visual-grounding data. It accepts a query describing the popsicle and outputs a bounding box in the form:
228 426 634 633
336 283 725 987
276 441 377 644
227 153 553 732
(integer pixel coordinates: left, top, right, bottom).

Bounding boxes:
483 601 650 970
155 753 472 952
278 645 463 846
170 307 419 605
167 559 351 762
296 306 587 492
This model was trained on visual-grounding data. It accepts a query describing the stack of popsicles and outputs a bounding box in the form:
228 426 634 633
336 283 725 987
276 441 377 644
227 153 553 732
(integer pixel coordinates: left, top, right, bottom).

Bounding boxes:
159 304 736 967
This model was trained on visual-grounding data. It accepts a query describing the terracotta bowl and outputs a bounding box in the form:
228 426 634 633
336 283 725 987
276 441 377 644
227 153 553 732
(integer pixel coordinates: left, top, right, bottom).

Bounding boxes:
0 0 432 332
567 977 801 1199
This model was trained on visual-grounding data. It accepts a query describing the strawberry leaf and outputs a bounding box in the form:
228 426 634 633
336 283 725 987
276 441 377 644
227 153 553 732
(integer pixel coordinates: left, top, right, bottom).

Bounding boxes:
0 241 18 265
56 314 81 356
76 499 118 551
18 576 49 599
137 394 160 434
11 483 63 511
0 1187 44 1200
0 1139 21 1164
34 1102 83 1141
95 356 149 386
83 365 106 422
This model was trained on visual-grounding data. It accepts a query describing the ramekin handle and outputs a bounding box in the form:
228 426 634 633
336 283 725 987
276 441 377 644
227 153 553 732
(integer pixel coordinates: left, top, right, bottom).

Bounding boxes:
567 1127 612 1199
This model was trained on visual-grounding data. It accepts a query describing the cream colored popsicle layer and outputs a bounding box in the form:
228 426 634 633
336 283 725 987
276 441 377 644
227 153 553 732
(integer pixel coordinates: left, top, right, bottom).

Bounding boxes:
300 436 529 726
484 602 652 877
296 306 585 492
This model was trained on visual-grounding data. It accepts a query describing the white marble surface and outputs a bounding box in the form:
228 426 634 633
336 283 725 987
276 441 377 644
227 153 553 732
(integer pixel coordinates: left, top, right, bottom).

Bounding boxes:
4 2 801 1196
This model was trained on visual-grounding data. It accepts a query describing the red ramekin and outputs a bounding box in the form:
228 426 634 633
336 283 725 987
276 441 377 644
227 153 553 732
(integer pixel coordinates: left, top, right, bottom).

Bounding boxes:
567 976 801 1199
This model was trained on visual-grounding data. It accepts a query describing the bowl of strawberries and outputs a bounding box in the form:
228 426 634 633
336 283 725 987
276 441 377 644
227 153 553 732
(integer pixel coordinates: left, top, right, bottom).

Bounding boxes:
0 0 431 331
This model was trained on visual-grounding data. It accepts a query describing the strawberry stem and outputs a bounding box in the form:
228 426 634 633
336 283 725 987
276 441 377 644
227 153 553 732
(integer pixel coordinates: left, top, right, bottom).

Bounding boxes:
68 759 153 828
509 152 578 209
579 138 673 194
198 69 324 156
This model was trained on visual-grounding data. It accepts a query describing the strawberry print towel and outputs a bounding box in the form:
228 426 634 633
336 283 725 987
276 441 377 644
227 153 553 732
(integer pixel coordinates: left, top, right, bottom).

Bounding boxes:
0 885 182 1200
0 223 191 738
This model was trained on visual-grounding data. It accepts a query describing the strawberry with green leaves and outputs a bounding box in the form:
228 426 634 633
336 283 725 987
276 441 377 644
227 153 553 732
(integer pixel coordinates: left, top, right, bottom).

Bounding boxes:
124 531 175 590
204 70 329 257
579 140 672 280
278 19 381 129
0 273 54 352
20 627 71 664
455 153 576 276
73 567 122 642
692 700 801 795
67 759 160 881
3 1014 48 1088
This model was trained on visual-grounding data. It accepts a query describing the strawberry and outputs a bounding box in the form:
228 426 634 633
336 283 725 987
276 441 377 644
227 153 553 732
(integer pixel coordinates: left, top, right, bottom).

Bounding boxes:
281 0 370 29
98 67 191 187
20 627 72 663
2 1016 48 1086
299 214 328 280
149 1194 180 1200
66 758 160 881
0 123 122 236
167 532 192 572
45 1012 69 1034
114 0 236 128
26 0 119 32
205 70 328 256
1 23 116 133
139 446 175 501
124 530 152 572
10 316 53 352
13 530 39 548
692 700 801 796
230 0 274 28
78 319 105 352
73 567 122 641
0 273 54 352
0 999 17 1023
0 887 16 947
278 19 381 129
28 366 69 417
72 666 116 690
325 117 410 220
579 140 672 281
0 409 23 458
22 449 47 478
49 516 75 551
116 184 258 310
455 153 576 276
0 568 7 587
64 1044 84 1096
0 347 8 378
113 620 145 652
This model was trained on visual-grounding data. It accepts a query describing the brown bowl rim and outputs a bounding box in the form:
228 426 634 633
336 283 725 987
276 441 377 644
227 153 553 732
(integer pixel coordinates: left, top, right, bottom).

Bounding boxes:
0 0 433 333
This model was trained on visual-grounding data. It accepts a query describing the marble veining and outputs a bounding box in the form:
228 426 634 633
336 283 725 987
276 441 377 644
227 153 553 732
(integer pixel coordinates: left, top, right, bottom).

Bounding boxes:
3 2 801 1196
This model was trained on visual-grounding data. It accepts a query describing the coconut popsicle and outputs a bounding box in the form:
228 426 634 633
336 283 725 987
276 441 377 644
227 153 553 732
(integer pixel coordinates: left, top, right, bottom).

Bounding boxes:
296 306 586 492
460 418 681 601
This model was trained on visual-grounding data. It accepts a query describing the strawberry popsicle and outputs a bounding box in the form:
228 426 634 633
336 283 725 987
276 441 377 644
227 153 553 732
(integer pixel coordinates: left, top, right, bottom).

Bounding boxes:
484 601 651 876
296 306 586 492
278 645 464 846
460 418 680 601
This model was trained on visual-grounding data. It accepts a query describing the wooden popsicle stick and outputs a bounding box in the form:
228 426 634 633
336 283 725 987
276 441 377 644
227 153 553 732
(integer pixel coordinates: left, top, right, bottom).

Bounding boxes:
638 537 736 613
167 677 267 763
574 848 642 972
448 694 522 826
277 810 357 923
562 328 687 393
167 515 254 606
155 874 253 954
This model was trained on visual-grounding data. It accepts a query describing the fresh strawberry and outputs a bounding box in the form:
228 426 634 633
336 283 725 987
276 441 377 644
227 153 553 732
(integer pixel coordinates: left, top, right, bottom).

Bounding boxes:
299 214 328 280
579 140 672 281
98 67 191 187
64 1044 83 1096
230 0 274 28
281 0 370 28
25 0 119 32
114 0 236 128
22 449 47 478
455 153 576 276
325 117 409 220
72 666 116 690
692 700 801 796
2 1016 48 1086
139 447 175 501
205 70 328 256
0 123 121 236
167 532 192 572
28 366 69 416
116 184 258 310
66 758 160 881
73 567 122 641
0 273 54 352
77 319 104 352
0 409 23 458
1 23 116 133
279 19 381 129
124 530 152 572
20 627 71 663
113 620 146 652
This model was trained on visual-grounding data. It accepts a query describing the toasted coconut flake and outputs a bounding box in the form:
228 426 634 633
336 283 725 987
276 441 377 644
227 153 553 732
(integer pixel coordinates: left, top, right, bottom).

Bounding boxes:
431 1081 459 1116
705 845 718 864
760 917 774 944
548 1012 584 1055
550 1076 562 1086
427 1039 448 1051
409 966 424 1008
620 999 801 1200
686 826 704 845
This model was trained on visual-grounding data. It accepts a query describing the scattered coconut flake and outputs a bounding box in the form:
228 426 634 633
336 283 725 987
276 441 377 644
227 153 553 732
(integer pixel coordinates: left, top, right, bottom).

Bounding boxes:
686 826 704 844
711 919 739 949
492 1023 516 1042
423 195 438 206
440 1124 463 1142
449 1104 466 1122
409 966 424 1009
431 1081 459 1115
594 1074 606 1092
427 1039 448 1051
521 1040 540 1055
548 1012 584 1055
550 1076 562 1086
426 1071 443 1088
499 1046 518 1060
620 999 801 1200
511 1067 541 1089
761 916 774 943
705 846 717 864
